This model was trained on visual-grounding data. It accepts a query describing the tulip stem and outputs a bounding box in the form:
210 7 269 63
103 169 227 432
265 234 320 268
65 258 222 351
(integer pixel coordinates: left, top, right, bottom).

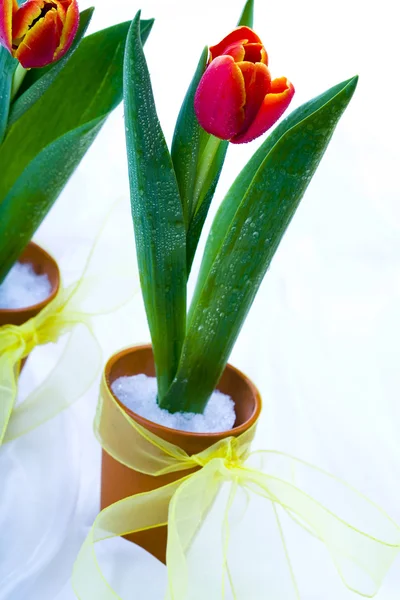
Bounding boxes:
192 134 221 215
11 64 27 101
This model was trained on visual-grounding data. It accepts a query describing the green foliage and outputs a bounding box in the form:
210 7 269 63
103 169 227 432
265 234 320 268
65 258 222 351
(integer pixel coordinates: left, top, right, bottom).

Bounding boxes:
185 138 228 271
0 18 154 283
170 0 254 275
124 13 187 402
0 48 17 144
171 47 229 275
171 46 208 229
160 76 358 413
238 0 254 27
9 7 95 125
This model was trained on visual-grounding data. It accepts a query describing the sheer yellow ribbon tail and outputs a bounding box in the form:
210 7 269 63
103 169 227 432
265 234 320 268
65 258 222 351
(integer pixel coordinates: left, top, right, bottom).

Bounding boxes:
3 325 101 442
0 200 137 446
0 339 21 443
0 284 88 445
72 377 400 599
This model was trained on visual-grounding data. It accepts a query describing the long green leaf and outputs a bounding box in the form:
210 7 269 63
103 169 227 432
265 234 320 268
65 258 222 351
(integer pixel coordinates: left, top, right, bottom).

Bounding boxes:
0 47 17 143
171 0 252 274
161 76 358 413
0 21 128 200
171 46 208 228
237 0 254 27
186 139 228 270
8 7 95 125
190 77 358 318
0 0 22 140
0 117 104 276
170 47 229 275
181 0 254 272
124 12 187 402
0 18 154 283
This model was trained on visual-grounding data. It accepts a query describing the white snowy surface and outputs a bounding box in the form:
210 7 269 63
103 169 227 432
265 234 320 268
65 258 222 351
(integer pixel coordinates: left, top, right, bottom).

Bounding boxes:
1 0 399 598
0 263 51 309
112 374 236 433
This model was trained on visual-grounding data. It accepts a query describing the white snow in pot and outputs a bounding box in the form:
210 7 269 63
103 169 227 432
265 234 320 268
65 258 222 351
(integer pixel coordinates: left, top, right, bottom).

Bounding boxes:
112 374 236 433
0 263 52 309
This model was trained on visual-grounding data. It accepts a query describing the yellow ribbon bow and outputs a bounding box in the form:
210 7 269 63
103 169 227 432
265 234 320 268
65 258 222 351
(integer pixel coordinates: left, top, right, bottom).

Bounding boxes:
72 374 400 599
0 202 137 446
0 283 102 444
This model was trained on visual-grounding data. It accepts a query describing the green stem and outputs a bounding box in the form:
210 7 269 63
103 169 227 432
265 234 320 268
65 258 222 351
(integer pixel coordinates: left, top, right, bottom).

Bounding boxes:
191 134 221 217
11 64 27 101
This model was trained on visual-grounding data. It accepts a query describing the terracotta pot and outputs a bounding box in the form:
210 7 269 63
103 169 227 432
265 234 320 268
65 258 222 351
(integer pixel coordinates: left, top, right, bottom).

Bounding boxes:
101 344 262 564
0 242 60 369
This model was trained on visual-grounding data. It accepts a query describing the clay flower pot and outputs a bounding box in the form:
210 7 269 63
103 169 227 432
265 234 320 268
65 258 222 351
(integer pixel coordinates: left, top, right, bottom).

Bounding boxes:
101 344 262 564
0 242 60 369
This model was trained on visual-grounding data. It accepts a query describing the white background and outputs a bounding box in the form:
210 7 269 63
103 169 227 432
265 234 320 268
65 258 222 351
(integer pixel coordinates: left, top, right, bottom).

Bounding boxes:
1 0 399 598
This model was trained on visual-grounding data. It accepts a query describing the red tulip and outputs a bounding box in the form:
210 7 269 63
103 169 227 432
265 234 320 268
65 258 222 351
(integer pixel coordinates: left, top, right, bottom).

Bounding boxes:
0 0 79 69
194 26 295 144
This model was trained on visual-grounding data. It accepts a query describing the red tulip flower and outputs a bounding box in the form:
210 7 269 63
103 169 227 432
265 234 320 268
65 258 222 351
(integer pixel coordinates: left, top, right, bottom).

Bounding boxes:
0 0 79 69
194 26 295 144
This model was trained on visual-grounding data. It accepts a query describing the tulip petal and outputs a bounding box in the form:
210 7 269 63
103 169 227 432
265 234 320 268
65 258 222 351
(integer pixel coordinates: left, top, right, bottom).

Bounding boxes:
0 0 17 52
195 55 245 140
14 8 63 68
222 40 245 62
12 0 44 41
50 0 67 20
210 26 261 60
244 42 268 65
238 61 271 134
53 0 79 61
231 77 295 144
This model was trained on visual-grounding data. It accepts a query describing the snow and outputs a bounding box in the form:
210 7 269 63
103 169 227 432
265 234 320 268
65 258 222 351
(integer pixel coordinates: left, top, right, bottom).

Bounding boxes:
112 373 236 433
0 262 52 310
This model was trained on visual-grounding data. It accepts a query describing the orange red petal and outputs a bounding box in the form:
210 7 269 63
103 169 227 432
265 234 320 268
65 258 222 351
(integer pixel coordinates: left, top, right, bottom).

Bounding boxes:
14 8 63 68
50 0 67 20
222 40 245 62
210 26 262 61
231 77 295 144
0 0 79 67
238 61 271 135
12 1 44 41
194 55 246 140
243 43 268 65
54 0 79 60
0 0 18 52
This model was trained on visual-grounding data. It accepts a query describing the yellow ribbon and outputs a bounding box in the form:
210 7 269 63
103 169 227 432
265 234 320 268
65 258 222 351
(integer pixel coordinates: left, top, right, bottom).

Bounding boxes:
0 201 137 445
72 374 400 599
0 283 102 444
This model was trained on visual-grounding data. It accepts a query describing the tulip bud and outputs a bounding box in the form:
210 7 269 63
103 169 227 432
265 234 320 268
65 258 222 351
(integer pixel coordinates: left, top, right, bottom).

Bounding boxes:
194 26 294 144
0 0 79 69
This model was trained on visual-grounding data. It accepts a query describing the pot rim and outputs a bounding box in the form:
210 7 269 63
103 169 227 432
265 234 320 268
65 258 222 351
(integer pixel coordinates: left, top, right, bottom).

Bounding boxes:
104 344 262 439
0 241 60 316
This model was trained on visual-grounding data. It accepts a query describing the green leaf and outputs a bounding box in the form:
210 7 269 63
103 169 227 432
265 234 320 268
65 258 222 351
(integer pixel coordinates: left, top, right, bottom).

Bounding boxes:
186 139 228 270
170 0 253 276
8 7 95 125
171 47 229 274
0 118 104 277
0 21 128 200
0 18 154 283
237 0 254 27
161 76 358 413
171 46 208 227
124 12 187 402
0 47 17 143
191 77 359 316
